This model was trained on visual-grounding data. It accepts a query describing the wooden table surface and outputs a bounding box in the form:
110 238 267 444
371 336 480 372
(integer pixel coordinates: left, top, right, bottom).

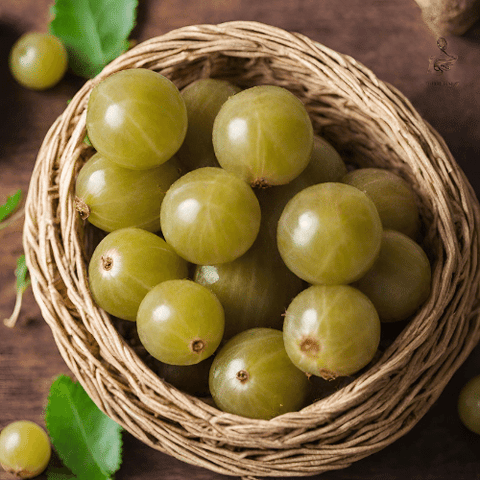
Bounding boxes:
1 1 480 479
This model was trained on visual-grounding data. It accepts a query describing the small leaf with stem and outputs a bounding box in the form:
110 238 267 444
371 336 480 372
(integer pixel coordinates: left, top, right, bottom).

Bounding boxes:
4 254 31 328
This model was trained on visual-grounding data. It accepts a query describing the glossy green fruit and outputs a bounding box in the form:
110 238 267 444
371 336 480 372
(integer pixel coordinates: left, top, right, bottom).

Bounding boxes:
9 32 68 90
277 182 383 285
458 374 480 435
0 420 51 479
160 167 261 265
177 78 241 171
283 284 381 379
354 230 431 322
209 328 310 419
86 68 187 169
137 279 225 365
212 85 314 187
256 135 347 249
88 228 189 321
194 236 304 340
342 168 420 239
75 152 182 233
302 135 348 184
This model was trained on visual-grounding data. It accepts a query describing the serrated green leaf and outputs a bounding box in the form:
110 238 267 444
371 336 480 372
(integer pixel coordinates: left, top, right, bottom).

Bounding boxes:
45 375 123 480
49 0 138 78
0 189 22 222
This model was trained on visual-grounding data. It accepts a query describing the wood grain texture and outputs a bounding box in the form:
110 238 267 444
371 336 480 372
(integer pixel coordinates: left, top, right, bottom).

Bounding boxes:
1 1 480 479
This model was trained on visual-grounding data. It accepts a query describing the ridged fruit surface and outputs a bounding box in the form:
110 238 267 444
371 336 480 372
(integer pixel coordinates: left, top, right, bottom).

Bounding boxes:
75 152 181 232
283 284 381 379
177 78 241 170
354 230 431 322
277 182 383 285
86 68 187 169
160 167 261 265
137 279 225 365
212 85 313 186
257 135 347 249
88 228 189 321
194 237 304 340
342 167 420 239
209 328 310 419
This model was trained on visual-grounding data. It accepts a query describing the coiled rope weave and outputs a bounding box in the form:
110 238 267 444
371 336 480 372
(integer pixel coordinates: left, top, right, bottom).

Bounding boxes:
23 21 480 479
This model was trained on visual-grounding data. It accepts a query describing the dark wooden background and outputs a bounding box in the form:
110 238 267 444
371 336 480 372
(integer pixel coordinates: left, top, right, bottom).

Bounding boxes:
1 1 480 479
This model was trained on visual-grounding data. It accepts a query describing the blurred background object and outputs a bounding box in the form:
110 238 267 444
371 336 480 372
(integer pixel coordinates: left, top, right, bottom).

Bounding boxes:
414 0 480 35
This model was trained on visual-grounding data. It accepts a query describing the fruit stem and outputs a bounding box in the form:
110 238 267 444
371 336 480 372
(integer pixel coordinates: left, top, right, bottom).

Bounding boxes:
251 177 270 189
74 196 90 220
101 255 113 271
236 370 249 383
189 338 206 354
319 369 338 381
300 337 320 356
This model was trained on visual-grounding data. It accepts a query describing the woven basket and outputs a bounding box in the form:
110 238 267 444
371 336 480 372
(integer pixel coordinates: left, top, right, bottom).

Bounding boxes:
23 21 480 479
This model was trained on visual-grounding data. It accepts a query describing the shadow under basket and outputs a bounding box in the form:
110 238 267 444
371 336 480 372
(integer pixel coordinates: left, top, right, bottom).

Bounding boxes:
23 21 480 479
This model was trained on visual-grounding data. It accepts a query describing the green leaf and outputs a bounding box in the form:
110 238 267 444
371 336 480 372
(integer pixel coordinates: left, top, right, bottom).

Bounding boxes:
0 189 22 222
49 0 138 78
45 375 123 480
15 254 30 293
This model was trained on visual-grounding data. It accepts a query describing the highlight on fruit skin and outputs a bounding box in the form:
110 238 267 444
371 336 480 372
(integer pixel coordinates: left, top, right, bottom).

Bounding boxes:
256 135 348 250
177 78 241 171
212 84 314 187
160 167 262 265
277 182 383 285
354 229 432 322
283 284 381 380
86 68 188 170
68 63 435 419
9 32 68 90
75 152 181 233
0 420 51 479
193 234 304 341
88 228 189 321
209 328 311 419
136 279 225 366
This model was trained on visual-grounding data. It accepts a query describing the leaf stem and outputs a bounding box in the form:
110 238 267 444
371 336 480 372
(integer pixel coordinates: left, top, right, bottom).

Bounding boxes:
4 255 31 328
4 289 25 328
